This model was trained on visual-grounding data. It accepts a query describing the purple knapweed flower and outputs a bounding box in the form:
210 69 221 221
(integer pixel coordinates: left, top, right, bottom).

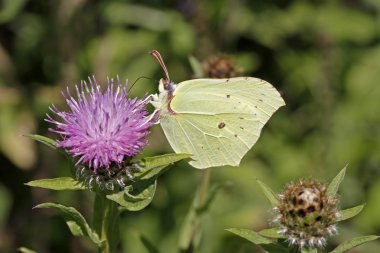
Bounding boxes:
46 76 157 173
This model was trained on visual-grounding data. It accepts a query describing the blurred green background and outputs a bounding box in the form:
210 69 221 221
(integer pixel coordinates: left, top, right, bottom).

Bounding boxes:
1 0 380 252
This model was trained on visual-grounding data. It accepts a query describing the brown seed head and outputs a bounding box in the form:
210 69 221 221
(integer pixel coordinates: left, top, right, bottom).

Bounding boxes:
274 179 340 248
202 54 244 78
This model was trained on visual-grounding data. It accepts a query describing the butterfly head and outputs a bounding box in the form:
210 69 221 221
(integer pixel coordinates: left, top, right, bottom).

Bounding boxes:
150 78 176 113
158 78 176 93
150 50 177 111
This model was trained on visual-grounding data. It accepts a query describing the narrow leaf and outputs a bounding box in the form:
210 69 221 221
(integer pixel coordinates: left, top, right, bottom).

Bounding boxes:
178 194 200 250
226 228 273 245
327 165 347 196
188 55 203 78
336 204 365 222
138 153 191 170
256 179 279 207
25 134 58 149
93 195 119 252
34 202 102 245
26 177 86 190
18 247 37 253
179 180 228 250
261 243 289 253
259 227 286 239
140 235 161 253
329 235 379 253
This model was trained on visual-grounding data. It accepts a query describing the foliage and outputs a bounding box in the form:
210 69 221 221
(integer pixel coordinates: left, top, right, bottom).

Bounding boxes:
1 1 380 252
24 135 190 252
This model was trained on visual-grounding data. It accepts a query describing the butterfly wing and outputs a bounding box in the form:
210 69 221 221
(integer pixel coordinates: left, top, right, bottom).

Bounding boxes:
159 77 285 169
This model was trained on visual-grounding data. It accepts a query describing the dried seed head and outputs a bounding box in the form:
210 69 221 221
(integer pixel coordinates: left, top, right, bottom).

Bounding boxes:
274 179 340 249
202 54 244 78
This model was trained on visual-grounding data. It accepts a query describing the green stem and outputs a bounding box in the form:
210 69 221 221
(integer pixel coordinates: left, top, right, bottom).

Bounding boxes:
187 169 211 253
197 169 211 208
94 194 120 253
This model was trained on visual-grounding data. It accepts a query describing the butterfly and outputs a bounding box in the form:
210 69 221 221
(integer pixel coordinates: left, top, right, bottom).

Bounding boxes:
150 50 285 169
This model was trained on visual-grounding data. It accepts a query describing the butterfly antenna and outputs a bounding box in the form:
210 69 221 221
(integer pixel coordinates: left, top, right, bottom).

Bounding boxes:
150 50 171 89
128 76 157 92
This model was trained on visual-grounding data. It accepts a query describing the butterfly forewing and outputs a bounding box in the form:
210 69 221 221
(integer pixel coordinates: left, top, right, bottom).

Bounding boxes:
172 78 284 122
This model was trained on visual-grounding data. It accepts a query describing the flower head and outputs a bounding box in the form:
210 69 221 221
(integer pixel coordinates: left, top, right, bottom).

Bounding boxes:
46 76 156 172
273 179 340 249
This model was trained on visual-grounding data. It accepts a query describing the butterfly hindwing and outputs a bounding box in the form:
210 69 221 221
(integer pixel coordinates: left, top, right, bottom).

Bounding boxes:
163 113 260 168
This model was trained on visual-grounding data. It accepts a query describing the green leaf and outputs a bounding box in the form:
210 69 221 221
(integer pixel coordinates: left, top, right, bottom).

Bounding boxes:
135 153 191 179
107 153 190 211
178 191 200 250
138 153 191 169
34 202 102 245
25 134 58 150
0 0 27 23
140 235 161 253
256 179 279 207
329 235 379 253
301 248 317 253
227 228 289 252
0 183 11 226
327 165 347 196
336 204 365 222
259 227 286 239
18 247 37 253
25 177 86 191
261 243 289 253
106 181 157 211
93 195 119 252
226 228 273 245
188 55 203 78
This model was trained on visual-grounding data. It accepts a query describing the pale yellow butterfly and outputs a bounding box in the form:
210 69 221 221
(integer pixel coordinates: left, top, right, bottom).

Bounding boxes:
150 50 285 169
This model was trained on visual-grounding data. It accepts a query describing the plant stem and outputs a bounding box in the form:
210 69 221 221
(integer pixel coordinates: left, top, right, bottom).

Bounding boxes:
185 169 211 253
94 193 119 253
198 169 211 208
